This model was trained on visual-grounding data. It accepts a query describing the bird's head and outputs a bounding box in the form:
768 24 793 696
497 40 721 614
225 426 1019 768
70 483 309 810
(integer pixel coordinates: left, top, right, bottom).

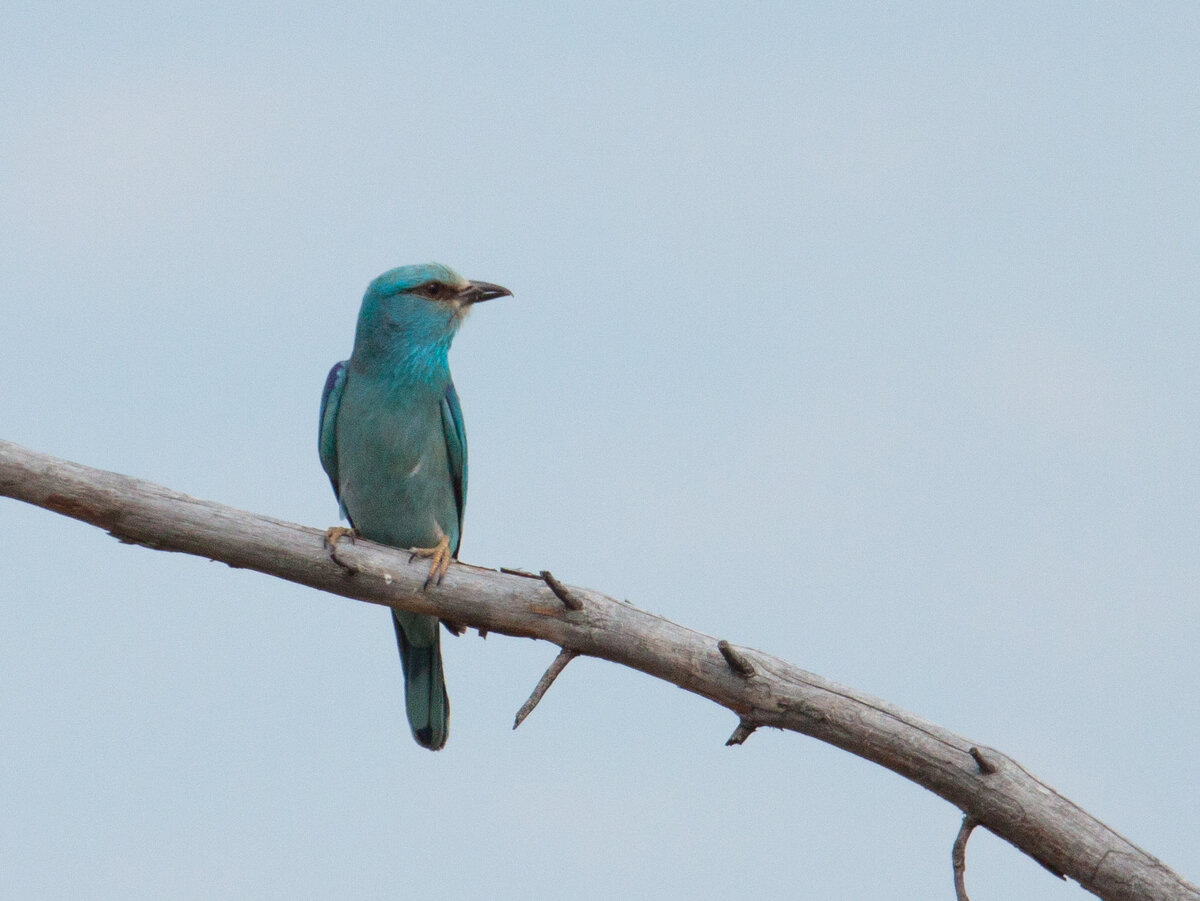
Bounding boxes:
353 263 511 370
367 263 512 319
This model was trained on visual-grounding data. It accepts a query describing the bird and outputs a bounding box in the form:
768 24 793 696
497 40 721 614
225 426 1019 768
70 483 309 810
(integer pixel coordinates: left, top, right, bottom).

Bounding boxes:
318 263 511 750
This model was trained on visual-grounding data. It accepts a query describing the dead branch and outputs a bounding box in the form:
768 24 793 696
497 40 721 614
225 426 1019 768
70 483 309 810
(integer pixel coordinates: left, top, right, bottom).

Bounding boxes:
0 438 1195 901
513 647 579 729
953 815 980 901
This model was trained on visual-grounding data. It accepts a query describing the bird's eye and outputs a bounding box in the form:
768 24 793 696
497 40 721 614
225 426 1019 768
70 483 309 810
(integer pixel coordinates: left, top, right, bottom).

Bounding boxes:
425 282 444 297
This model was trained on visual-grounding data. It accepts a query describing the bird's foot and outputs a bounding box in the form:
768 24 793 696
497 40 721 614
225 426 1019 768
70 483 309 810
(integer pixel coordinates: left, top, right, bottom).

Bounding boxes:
324 526 357 548
324 526 358 571
409 534 452 589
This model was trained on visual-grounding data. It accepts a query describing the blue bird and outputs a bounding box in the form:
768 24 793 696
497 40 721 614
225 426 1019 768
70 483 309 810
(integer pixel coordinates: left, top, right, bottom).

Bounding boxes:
319 263 511 750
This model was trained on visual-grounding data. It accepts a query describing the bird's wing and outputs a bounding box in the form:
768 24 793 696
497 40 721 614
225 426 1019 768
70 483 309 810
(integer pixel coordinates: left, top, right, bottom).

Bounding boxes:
440 380 468 548
318 361 348 507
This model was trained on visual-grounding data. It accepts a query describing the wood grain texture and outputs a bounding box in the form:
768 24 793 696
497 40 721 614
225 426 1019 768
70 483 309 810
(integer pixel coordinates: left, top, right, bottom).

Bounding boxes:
1 438 1195 901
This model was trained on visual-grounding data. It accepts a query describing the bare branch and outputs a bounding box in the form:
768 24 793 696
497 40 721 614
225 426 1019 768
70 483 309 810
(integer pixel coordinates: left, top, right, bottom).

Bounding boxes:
953 815 978 901
969 746 997 775
499 566 541 578
717 639 756 677
725 720 757 746
0 438 1196 901
540 569 583 610
513 647 579 729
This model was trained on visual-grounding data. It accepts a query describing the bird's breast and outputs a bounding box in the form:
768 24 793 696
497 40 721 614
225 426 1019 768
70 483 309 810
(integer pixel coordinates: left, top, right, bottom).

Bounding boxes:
335 379 459 552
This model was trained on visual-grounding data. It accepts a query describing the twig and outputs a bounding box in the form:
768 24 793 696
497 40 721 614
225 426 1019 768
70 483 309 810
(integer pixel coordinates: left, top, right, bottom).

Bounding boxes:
513 648 580 729
717 639 755 677
726 719 757 746
969 746 997 775
500 566 541 578
953 815 979 901
540 570 582 610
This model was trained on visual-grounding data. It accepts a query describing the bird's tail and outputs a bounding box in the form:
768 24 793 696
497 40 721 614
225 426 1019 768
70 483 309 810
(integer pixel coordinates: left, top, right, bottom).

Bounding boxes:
392 610 449 750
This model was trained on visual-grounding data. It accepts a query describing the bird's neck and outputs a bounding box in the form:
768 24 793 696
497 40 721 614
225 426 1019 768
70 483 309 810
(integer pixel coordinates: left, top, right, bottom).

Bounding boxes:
351 324 454 388
350 293 461 387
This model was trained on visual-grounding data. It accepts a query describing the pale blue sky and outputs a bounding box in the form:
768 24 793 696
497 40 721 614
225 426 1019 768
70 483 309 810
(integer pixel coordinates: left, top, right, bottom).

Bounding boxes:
2 3 1198 898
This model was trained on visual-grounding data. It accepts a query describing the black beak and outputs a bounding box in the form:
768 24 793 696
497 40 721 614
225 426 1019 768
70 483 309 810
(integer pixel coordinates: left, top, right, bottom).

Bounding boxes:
458 280 512 305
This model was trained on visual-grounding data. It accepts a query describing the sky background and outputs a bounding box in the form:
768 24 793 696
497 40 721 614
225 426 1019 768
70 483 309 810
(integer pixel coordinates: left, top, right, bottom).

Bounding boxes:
2 3 1198 898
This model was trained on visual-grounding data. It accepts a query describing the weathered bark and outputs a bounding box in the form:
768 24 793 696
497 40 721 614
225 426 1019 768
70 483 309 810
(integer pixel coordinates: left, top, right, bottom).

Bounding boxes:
0 438 1195 901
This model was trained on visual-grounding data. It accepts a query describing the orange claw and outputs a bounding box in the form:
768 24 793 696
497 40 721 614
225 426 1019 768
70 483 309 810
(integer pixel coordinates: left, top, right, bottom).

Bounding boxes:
409 533 452 588
323 526 357 549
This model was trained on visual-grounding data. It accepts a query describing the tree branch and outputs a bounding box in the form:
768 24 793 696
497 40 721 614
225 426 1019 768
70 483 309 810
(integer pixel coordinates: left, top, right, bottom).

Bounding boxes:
953 815 979 901
0 438 1195 901
512 647 579 729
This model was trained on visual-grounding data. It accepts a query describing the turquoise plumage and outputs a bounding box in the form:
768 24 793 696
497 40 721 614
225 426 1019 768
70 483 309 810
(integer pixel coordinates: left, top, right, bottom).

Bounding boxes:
319 263 510 750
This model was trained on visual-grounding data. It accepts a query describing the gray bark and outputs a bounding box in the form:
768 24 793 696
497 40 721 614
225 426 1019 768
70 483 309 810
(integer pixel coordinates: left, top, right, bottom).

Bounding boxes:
0 438 1195 901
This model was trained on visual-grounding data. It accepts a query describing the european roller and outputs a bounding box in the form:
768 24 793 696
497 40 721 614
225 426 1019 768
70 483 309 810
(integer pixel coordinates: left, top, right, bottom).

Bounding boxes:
319 263 511 750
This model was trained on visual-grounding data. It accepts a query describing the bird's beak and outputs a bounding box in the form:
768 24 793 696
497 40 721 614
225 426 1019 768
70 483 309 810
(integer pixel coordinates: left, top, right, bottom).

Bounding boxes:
457 280 512 305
